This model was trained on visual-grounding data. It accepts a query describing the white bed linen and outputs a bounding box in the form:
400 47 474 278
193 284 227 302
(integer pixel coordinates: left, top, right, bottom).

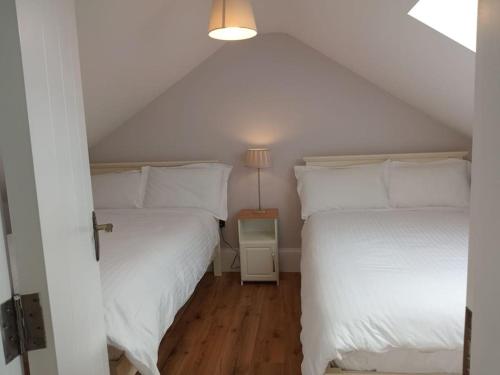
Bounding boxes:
96 208 219 375
300 208 468 375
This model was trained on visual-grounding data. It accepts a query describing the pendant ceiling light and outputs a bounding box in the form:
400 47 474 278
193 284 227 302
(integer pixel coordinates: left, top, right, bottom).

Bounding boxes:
208 0 257 41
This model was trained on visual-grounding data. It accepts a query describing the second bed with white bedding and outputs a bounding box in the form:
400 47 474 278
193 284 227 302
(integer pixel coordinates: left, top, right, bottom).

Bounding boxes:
96 208 219 375
301 208 468 375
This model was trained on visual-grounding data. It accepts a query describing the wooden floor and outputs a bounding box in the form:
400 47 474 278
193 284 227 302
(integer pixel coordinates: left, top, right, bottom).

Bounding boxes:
157 272 302 375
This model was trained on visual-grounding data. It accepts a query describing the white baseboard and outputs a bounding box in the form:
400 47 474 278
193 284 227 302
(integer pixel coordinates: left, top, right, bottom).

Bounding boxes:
220 247 301 273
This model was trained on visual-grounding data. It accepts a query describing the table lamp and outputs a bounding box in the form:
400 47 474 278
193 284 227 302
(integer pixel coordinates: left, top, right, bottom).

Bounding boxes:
245 148 271 212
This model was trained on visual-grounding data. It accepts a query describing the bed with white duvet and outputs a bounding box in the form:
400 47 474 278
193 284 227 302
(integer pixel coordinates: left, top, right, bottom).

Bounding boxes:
91 161 232 375
301 208 468 375
96 207 219 375
295 153 470 375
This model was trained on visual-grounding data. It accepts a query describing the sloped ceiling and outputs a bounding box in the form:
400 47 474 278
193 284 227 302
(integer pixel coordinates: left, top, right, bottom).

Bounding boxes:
287 0 476 137
76 0 475 146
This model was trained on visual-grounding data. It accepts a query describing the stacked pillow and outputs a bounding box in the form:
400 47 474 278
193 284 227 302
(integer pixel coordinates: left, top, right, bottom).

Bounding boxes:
91 163 232 220
387 159 470 208
294 158 470 219
91 170 145 209
294 163 389 219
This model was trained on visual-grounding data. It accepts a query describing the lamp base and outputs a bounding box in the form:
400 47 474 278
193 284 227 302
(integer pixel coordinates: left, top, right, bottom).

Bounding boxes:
255 209 267 214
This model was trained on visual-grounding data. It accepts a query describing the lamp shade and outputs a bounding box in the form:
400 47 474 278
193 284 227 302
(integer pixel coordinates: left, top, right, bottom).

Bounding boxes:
246 148 271 169
208 0 257 41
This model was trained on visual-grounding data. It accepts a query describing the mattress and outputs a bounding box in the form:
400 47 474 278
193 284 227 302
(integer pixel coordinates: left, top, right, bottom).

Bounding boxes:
300 208 468 375
96 208 219 375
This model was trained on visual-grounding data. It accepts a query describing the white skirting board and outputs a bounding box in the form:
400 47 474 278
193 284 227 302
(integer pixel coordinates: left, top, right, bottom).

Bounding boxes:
220 247 301 273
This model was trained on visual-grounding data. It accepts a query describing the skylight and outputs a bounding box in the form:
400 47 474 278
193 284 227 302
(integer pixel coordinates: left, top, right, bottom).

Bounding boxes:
408 0 478 52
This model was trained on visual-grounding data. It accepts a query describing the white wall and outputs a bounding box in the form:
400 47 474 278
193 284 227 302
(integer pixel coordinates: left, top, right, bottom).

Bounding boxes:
468 0 500 373
91 33 471 249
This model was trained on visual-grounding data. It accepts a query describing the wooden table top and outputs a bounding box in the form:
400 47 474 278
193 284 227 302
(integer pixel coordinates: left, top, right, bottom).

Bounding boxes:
237 208 279 220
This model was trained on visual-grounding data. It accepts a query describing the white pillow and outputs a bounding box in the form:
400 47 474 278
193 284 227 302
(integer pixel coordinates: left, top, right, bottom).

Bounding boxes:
294 163 389 219
142 163 232 220
388 159 470 208
92 170 146 209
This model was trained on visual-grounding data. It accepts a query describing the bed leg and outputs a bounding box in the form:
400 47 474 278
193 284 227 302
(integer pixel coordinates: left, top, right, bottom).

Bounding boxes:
213 242 222 276
110 355 138 375
325 367 343 374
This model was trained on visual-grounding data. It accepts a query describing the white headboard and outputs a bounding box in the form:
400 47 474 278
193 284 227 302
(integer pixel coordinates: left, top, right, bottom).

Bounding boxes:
303 151 469 167
90 160 218 175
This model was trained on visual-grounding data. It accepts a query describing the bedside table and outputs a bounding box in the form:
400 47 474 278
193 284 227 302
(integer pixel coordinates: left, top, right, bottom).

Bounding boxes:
237 209 279 285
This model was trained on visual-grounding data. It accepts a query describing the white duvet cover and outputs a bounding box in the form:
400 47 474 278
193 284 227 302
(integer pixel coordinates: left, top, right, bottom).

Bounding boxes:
96 208 219 375
301 208 468 375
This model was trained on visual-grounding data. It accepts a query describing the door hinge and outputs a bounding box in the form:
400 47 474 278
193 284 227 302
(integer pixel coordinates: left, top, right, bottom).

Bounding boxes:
0 293 46 364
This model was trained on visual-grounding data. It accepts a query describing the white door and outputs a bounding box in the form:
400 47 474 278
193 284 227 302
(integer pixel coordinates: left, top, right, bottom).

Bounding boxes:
0 200 23 374
0 0 109 374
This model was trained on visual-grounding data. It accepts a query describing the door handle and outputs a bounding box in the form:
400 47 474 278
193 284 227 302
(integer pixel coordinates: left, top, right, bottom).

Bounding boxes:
92 211 113 262
96 223 113 232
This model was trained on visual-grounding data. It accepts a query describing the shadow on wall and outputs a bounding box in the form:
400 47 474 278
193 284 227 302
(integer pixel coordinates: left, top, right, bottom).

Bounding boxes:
89 33 471 249
0 156 12 234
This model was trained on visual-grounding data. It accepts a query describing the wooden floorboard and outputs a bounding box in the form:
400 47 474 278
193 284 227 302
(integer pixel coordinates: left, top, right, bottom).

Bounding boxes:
157 273 302 375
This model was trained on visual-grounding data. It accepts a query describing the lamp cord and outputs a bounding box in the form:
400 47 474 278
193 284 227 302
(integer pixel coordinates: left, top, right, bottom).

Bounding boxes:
219 226 240 270
258 167 261 211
